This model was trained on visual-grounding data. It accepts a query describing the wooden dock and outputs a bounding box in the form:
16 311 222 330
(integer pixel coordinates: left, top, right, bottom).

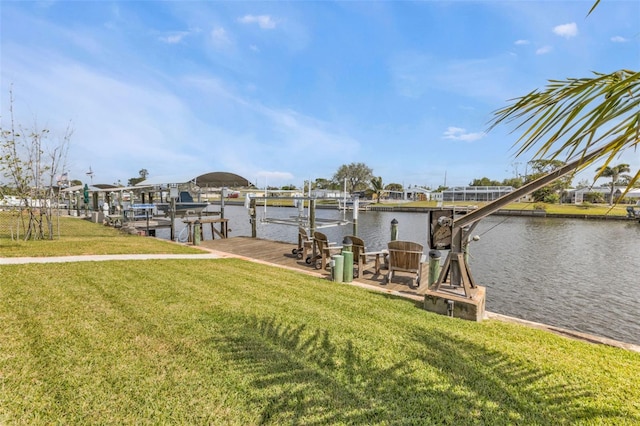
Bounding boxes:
199 236 427 301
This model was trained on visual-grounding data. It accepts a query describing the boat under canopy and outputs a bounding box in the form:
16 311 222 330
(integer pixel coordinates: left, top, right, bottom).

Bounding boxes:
135 171 253 216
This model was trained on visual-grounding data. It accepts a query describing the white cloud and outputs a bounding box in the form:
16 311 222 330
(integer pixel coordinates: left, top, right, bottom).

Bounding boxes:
180 75 361 184
443 127 485 142
553 22 578 38
1 45 226 183
536 45 552 55
238 14 277 29
211 27 232 48
514 39 530 45
611 36 628 43
159 31 190 44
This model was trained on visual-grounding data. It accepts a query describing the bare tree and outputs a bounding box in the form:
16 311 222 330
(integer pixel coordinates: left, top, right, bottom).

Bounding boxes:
1 89 72 240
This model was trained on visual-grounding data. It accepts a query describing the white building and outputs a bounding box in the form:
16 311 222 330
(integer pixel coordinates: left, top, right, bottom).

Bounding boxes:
569 186 640 204
442 186 514 202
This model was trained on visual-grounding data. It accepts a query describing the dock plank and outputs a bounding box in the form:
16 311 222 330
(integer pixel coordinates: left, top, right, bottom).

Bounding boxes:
199 237 427 300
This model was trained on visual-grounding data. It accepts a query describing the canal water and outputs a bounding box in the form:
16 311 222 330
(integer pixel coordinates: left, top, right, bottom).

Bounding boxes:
160 205 640 346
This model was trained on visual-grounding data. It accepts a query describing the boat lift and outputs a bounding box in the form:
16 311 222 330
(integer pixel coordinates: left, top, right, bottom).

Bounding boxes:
246 195 351 236
425 145 613 320
246 194 356 264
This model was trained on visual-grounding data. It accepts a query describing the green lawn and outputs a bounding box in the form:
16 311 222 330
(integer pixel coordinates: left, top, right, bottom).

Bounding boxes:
0 214 203 257
1 216 639 424
2 258 639 424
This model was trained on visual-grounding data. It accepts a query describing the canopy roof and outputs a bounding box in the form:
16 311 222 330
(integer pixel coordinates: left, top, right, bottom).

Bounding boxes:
61 184 140 193
137 172 251 188
61 184 102 192
196 172 251 187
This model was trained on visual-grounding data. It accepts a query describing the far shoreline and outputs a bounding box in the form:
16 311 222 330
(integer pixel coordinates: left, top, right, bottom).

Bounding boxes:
218 199 640 221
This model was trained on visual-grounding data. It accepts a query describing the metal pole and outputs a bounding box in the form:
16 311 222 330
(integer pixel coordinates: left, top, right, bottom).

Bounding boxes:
220 187 226 236
343 178 347 221
342 237 353 283
221 187 226 219
352 197 359 236
309 198 318 260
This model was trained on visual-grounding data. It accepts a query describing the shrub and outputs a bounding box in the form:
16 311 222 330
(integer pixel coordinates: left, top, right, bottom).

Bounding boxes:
533 203 547 211
584 192 605 203
543 193 560 204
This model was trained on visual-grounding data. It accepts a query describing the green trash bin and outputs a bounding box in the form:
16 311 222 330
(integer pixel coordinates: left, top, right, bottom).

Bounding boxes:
332 254 344 283
342 251 353 283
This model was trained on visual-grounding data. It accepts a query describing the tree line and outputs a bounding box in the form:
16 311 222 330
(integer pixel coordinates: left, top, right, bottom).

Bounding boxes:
271 159 637 205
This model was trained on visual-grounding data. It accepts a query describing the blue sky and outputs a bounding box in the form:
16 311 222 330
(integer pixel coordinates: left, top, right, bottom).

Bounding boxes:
2 1 639 189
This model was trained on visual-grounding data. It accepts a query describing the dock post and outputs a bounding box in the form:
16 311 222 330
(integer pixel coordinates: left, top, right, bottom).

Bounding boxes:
170 196 176 241
250 198 257 238
221 187 226 219
309 198 316 235
390 218 398 241
194 220 201 246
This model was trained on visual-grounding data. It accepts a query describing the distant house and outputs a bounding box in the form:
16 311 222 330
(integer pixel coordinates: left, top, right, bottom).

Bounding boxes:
310 189 347 199
442 186 514 202
568 186 640 204
403 186 433 201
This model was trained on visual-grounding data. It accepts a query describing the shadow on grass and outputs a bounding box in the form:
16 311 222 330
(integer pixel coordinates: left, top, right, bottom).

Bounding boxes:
205 311 620 424
408 328 622 424
208 315 392 424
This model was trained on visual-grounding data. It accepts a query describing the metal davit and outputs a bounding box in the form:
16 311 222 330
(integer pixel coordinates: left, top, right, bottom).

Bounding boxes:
426 146 611 320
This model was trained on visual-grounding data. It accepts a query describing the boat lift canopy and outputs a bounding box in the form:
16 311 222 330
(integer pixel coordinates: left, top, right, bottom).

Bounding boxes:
249 195 351 231
137 172 251 188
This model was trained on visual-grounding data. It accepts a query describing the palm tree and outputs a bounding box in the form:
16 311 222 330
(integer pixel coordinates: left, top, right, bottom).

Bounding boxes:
370 176 383 203
596 163 631 205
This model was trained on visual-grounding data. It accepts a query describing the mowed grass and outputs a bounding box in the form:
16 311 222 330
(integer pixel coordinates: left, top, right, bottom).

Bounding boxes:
0 214 203 257
2 258 640 424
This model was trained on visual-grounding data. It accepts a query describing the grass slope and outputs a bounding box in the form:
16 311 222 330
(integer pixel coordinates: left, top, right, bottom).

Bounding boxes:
2 259 639 424
0 215 202 257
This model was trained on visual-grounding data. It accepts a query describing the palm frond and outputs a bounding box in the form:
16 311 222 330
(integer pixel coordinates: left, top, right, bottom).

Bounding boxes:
489 70 640 173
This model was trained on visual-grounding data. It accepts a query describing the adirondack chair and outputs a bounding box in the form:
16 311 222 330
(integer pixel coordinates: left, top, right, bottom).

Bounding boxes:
308 231 342 270
384 240 426 287
345 235 386 279
291 227 313 260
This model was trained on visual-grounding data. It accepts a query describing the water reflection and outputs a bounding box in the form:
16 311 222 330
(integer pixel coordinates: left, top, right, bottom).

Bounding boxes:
473 216 640 345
